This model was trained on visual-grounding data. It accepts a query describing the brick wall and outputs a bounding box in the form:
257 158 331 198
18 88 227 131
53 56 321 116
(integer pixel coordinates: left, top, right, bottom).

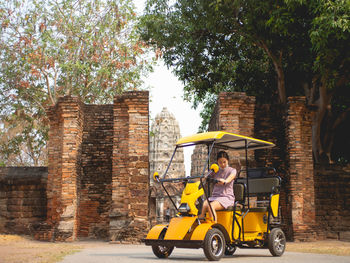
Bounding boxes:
208 92 256 166
79 105 114 239
44 96 84 241
286 97 317 241
208 92 318 241
110 91 149 243
3 91 349 242
254 103 291 237
315 164 350 241
0 167 47 235
36 91 149 242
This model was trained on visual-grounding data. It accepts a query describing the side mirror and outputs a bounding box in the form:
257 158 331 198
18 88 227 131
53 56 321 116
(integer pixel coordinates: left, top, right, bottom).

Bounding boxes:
153 172 160 182
210 164 219 173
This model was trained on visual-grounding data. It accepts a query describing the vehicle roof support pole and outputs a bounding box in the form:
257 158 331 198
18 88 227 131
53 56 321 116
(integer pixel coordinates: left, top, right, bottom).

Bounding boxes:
160 182 179 212
160 146 179 212
162 146 178 179
245 139 250 208
200 141 217 222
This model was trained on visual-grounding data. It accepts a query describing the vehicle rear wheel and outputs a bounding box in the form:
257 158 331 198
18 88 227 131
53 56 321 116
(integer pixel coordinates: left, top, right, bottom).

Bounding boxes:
203 228 225 261
152 229 174 258
268 228 286 256
224 244 237 255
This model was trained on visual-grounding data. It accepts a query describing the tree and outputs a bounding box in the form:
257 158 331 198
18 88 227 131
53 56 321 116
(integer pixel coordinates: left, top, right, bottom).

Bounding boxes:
0 0 153 165
139 0 350 163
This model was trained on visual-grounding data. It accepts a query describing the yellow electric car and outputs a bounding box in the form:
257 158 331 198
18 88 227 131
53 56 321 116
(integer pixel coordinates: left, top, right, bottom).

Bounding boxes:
143 131 286 261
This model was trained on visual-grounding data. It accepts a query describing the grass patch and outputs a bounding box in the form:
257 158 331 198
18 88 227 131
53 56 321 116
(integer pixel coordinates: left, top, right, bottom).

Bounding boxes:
42 247 82 263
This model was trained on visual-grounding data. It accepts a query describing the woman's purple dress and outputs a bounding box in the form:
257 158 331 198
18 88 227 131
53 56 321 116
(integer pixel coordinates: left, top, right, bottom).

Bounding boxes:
208 166 236 208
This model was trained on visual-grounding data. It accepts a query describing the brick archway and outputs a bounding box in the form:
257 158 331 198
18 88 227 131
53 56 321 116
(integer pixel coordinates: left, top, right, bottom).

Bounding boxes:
43 91 149 241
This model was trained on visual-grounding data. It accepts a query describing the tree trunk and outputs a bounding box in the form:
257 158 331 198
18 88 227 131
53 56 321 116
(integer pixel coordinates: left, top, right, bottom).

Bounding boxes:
274 59 286 104
258 41 286 104
312 83 332 164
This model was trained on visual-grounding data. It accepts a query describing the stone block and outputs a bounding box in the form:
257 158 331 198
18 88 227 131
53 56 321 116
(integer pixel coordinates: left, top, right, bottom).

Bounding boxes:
57 220 75 233
339 231 350 241
61 204 76 219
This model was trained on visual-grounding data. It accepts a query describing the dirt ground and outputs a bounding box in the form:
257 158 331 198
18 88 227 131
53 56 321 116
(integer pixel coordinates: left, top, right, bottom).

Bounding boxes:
0 235 83 263
0 234 349 263
287 239 350 256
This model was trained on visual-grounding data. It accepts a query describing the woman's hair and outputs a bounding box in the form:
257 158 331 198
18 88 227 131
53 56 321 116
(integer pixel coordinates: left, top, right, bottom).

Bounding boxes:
217 151 241 174
217 151 229 161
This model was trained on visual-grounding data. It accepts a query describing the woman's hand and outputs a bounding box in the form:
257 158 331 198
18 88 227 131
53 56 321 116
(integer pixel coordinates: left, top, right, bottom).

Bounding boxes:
218 178 226 185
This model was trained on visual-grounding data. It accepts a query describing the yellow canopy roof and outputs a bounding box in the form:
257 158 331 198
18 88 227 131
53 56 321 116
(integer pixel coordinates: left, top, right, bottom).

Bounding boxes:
176 131 275 150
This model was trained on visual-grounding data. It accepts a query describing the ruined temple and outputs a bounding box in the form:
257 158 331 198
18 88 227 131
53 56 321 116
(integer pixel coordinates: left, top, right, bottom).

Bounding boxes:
0 92 150 242
1 91 349 242
149 107 185 223
190 145 207 177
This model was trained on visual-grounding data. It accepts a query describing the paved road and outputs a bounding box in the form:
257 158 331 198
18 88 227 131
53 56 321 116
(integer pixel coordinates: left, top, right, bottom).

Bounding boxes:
60 244 350 263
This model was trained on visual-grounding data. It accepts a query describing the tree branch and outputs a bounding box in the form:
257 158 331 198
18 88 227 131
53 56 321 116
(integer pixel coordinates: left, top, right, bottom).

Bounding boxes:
256 40 286 104
40 69 55 105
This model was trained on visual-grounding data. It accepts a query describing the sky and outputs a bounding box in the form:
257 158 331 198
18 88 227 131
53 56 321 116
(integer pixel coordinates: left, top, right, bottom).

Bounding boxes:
142 57 203 177
145 62 203 137
134 0 203 175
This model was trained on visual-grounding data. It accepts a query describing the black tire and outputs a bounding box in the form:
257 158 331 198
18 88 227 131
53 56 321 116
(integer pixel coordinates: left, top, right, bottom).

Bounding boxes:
203 228 225 261
151 229 174 258
224 244 237 255
268 228 286 256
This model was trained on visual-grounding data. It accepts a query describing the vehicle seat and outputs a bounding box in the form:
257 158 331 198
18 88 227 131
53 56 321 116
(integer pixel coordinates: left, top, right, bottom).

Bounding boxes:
235 173 281 212
225 183 244 211
237 177 280 194
239 167 276 178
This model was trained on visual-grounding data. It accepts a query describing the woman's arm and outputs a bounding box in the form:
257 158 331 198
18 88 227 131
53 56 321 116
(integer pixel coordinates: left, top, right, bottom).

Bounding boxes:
218 169 237 185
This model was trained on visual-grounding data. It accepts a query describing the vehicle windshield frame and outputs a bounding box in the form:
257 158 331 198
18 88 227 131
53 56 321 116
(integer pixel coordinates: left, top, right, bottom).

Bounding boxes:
159 140 216 182
159 138 253 183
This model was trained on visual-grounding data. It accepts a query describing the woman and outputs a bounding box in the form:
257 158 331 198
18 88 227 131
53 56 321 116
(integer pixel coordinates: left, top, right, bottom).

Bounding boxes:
199 151 238 222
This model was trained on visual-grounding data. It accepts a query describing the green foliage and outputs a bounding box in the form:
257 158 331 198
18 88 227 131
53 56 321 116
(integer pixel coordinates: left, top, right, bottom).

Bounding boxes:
139 0 350 163
0 0 153 165
140 0 278 117
139 0 308 125
310 0 350 88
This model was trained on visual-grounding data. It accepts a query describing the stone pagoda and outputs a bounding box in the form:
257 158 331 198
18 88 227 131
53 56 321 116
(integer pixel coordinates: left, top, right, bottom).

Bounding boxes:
149 107 185 223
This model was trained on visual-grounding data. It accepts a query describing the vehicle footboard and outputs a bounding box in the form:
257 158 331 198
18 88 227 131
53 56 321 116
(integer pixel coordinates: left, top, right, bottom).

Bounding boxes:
143 239 203 249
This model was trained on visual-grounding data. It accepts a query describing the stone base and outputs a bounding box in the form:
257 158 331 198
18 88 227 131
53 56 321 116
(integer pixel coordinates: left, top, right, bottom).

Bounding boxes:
32 222 54 241
32 221 77 242
109 217 149 243
339 231 350 241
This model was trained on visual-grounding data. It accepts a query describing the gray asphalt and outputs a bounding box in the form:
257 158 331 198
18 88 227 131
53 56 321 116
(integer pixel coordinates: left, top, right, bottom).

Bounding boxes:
60 244 350 263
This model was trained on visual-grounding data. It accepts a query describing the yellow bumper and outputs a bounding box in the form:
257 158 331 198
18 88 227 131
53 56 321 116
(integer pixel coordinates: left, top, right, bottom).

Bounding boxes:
144 216 216 248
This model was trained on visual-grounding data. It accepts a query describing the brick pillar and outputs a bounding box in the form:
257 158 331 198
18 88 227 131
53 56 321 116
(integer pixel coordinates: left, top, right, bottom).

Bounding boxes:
286 97 317 241
217 92 255 136
110 91 149 242
210 92 256 164
46 96 83 241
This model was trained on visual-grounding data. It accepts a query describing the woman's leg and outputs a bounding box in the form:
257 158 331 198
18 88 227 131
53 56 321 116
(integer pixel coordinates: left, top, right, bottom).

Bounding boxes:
208 200 224 222
199 200 209 218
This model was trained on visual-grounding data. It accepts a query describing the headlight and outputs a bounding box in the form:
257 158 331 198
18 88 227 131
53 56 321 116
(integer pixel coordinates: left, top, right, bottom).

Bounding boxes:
178 203 190 213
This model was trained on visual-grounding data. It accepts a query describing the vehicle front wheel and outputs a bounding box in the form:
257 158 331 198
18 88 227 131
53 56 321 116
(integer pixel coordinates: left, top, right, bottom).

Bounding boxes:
203 228 225 261
268 228 286 256
152 244 174 258
151 230 174 258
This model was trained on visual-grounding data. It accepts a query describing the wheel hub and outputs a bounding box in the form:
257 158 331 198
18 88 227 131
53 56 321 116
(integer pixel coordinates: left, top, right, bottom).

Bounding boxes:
211 234 223 256
274 232 285 252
